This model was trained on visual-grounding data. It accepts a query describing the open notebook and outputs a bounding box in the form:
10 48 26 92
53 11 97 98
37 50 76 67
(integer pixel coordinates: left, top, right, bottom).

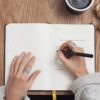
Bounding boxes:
5 24 95 90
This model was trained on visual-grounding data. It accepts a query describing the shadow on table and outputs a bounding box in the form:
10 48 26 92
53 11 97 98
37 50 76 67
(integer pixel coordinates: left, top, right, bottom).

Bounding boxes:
28 95 74 100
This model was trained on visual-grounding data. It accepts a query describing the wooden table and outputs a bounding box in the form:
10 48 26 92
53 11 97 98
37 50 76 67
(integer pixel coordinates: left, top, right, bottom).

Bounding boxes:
0 0 100 95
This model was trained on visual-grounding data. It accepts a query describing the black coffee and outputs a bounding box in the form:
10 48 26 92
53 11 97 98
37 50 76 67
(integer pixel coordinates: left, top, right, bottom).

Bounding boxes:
68 0 91 9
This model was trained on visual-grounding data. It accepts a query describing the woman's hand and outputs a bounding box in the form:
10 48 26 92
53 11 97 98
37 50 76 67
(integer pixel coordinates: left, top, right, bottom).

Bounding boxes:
5 52 41 100
57 40 88 77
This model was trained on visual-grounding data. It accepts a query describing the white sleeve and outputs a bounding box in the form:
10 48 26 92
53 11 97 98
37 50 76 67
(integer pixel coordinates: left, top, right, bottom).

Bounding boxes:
0 86 30 100
0 86 5 100
71 73 100 100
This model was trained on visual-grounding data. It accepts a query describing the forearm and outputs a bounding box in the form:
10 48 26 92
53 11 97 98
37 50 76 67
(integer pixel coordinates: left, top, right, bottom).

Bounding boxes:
71 73 100 100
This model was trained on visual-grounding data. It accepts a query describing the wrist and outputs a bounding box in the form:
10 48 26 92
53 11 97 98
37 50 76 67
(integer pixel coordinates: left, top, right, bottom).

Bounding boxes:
77 71 88 77
5 96 21 100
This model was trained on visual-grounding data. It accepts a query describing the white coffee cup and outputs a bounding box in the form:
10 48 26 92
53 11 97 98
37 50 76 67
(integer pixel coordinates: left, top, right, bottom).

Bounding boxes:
65 0 94 13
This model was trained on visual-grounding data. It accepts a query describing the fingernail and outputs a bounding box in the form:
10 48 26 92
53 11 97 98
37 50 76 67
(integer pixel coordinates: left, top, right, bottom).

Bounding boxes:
57 51 62 55
22 51 26 54
14 55 18 60
57 50 59 52
37 70 41 74
57 50 61 53
33 56 36 59
27 52 31 56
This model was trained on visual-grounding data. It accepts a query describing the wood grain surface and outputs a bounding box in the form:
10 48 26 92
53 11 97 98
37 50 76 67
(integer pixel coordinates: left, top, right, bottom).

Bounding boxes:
0 0 100 95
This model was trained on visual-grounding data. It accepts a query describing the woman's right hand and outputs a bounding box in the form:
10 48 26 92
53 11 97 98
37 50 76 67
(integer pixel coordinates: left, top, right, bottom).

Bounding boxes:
57 40 88 77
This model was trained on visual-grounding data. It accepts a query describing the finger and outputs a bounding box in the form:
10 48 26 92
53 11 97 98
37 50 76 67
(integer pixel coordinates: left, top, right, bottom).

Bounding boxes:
72 46 84 53
67 41 84 53
25 56 36 71
21 52 32 66
57 50 69 63
60 40 76 51
67 40 76 50
27 70 41 89
9 56 18 77
13 52 26 76
21 56 36 80
17 52 33 76
60 41 68 51
66 41 84 53
57 50 77 71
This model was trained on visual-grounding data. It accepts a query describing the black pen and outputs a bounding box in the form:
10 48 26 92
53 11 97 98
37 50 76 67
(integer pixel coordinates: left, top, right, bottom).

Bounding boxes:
62 50 93 58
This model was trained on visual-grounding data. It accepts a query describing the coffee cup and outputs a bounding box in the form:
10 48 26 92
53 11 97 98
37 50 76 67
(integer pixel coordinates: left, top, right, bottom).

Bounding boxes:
65 0 94 13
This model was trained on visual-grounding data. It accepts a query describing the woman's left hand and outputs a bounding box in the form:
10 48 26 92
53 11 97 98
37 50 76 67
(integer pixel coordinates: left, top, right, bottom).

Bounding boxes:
5 52 41 100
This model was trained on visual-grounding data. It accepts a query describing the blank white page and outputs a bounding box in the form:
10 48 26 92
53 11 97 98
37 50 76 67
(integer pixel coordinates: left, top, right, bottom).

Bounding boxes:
5 23 95 90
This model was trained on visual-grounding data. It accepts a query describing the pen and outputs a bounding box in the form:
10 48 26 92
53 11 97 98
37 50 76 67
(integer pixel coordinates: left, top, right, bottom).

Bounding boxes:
62 50 93 58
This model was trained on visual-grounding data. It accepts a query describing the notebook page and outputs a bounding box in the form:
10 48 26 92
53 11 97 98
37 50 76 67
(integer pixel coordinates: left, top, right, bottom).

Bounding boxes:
49 24 95 90
5 24 51 90
5 24 95 90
